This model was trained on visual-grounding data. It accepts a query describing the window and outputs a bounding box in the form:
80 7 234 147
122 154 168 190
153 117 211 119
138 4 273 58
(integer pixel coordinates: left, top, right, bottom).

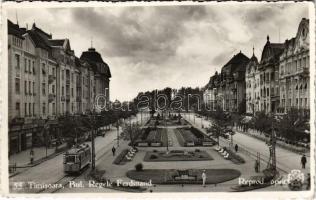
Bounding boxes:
29 103 32 116
71 88 74 97
52 68 55 76
71 73 74 83
16 102 20 117
267 88 269 96
42 103 46 114
28 60 31 73
25 81 27 95
32 61 35 74
62 86 64 96
24 58 27 72
42 63 46 76
52 85 55 94
15 54 20 76
33 103 35 116
33 82 35 95
42 83 46 95
29 81 31 94
62 70 64 80
25 103 27 116
52 103 55 115
15 78 20 94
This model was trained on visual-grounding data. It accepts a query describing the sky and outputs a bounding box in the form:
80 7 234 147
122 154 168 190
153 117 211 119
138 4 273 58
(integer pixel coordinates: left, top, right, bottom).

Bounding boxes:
7 3 309 101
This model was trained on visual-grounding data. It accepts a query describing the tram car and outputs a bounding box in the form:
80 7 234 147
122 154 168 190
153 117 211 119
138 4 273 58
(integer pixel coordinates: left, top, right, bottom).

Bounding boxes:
63 143 91 174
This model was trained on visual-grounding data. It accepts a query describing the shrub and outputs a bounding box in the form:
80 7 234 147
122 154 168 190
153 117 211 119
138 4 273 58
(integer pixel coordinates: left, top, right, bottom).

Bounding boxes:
153 149 158 152
150 154 158 159
135 163 143 171
195 149 200 152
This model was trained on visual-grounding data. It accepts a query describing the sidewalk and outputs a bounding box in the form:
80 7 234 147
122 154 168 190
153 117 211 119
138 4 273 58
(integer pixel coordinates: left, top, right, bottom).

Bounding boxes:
234 127 309 155
9 146 57 167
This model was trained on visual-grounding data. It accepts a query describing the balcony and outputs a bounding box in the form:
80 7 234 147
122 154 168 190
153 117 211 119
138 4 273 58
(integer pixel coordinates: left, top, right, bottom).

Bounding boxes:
66 79 70 85
48 75 56 84
48 94 55 103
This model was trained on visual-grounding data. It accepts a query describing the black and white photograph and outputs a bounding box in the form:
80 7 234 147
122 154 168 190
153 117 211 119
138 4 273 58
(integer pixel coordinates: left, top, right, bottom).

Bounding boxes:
1 1 314 196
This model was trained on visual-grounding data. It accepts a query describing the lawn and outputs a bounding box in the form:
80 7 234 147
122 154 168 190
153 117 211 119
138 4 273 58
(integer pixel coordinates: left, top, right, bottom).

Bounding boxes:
126 169 241 184
143 150 213 162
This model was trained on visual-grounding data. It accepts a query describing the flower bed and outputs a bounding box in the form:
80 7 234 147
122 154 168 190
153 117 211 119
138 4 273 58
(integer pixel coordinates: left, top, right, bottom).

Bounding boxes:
126 169 240 184
144 150 213 162
113 149 129 165
176 128 216 147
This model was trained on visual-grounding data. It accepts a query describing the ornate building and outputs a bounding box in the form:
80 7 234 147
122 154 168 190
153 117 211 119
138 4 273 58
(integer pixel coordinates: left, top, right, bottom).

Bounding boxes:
279 18 309 114
245 49 259 115
257 36 284 114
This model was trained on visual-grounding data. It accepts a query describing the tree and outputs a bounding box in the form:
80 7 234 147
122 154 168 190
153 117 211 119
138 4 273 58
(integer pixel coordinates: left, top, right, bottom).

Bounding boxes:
208 106 232 146
277 108 308 142
251 111 273 134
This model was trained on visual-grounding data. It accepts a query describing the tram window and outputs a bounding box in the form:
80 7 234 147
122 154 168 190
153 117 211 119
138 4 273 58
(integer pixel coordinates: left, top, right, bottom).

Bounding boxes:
65 155 76 163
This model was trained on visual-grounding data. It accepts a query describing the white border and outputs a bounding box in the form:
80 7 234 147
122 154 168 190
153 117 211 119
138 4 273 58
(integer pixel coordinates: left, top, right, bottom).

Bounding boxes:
0 1 315 199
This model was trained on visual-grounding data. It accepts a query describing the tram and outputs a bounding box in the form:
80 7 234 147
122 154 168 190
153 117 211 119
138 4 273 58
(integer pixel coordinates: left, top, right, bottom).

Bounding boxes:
63 143 91 174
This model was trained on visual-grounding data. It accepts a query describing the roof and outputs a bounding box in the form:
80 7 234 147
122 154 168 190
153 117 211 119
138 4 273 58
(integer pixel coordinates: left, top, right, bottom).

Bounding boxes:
7 20 25 39
66 144 90 154
49 39 65 47
222 51 250 75
260 36 285 66
80 48 111 78
27 29 51 51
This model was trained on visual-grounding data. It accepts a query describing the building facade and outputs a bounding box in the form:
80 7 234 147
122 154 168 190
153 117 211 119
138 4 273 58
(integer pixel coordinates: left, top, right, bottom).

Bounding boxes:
245 50 259 114
217 52 250 113
279 18 310 114
8 20 111 154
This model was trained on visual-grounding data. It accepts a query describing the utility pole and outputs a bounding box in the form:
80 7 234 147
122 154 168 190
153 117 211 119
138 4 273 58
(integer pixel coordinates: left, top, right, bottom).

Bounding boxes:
267 116 277 175
116 120 119 147
91 112 96 171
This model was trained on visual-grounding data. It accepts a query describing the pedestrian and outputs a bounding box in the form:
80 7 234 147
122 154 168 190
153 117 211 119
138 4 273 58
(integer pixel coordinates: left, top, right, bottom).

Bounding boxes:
306 173 310 190
255 160 259 173
112 146 116 156
301 155 307 169
201 170 207 187
234 144 239 153
30 149 34 164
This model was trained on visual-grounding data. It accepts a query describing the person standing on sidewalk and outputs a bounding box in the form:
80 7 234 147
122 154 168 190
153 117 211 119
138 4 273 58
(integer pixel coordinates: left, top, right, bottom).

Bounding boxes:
112 146 116 156
301 155 307 169
30 149 34 164
202 170 207 187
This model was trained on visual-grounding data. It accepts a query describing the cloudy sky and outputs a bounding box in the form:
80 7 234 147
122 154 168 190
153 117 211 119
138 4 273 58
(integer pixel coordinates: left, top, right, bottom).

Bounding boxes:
7 3 309 101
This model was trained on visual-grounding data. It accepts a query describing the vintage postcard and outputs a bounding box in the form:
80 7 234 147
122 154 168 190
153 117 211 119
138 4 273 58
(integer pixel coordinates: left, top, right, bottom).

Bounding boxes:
0 1 314 199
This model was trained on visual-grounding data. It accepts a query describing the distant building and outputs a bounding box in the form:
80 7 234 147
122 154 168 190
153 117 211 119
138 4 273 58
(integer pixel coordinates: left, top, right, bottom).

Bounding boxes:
80 47 111 112
217 51 250 113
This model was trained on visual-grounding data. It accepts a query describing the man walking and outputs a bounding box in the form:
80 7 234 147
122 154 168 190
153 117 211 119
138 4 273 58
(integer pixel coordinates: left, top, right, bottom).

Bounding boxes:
112 146 116 156
234 144 239 152
301 154 307 169
202 170 207 187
